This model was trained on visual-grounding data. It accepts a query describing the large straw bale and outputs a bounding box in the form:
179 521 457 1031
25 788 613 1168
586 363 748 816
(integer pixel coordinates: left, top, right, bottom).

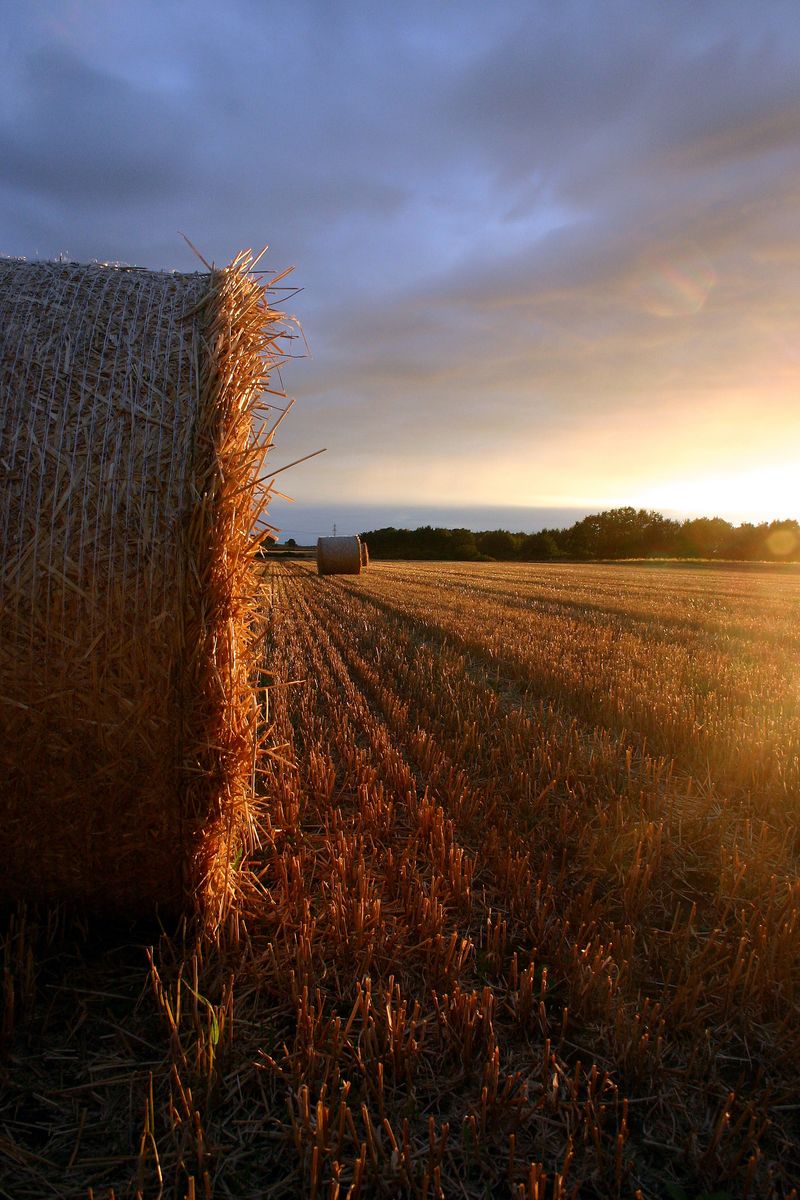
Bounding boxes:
0 251 289 919
317 536 362 575
360 540 369 569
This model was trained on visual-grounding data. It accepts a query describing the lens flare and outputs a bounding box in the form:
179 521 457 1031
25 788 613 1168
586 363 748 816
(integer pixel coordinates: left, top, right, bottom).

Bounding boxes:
766 529 798 558
635 241 716 318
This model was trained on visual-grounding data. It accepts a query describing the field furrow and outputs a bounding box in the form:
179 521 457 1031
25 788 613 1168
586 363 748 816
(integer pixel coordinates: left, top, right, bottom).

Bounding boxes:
240 561 800 1198
2 558 798 1200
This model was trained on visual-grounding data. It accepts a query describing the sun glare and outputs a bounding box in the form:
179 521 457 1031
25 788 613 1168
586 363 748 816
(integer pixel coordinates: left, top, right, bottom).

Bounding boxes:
638 461 800 524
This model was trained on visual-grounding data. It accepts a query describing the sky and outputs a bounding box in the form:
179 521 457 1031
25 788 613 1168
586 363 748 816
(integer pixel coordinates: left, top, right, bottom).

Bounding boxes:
2 0 799 537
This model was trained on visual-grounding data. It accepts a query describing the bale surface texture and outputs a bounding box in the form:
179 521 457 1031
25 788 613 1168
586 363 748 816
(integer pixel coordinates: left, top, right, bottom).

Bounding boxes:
0 254 285 917
317 536 362 575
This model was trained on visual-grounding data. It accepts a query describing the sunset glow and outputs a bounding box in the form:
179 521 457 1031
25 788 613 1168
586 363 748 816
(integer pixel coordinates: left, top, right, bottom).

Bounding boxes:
2 2 799 530
638 461 800 524
4 6 800 1197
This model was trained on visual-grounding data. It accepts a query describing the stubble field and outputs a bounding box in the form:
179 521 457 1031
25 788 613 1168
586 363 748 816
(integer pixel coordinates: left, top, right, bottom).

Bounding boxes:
2 559 799 1199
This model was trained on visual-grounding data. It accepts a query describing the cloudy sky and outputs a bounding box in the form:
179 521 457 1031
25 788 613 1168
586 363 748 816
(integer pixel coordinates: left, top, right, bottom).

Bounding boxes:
2 1 799 533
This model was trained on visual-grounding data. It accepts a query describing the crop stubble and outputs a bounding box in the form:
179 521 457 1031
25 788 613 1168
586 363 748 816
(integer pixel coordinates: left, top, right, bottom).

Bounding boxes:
1 559 798 1199
244 560 800 1197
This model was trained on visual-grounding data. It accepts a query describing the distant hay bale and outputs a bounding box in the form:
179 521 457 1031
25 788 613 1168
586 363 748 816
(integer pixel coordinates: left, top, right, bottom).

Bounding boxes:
317 536 363 575
360 540 369 569
0 251 290 920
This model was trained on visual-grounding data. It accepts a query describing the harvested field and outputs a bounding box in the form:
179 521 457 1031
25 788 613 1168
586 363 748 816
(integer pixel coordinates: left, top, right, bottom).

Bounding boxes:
2 560 799 1199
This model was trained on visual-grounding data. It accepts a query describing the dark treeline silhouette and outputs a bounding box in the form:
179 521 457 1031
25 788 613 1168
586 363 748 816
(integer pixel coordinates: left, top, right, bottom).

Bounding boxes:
361 507 800 562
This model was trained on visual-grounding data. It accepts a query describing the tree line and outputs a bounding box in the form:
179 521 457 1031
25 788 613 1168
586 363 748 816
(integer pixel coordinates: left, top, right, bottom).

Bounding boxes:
361 508 800 562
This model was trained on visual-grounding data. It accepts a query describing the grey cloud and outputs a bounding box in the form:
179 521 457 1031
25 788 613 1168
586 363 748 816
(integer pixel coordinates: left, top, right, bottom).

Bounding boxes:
0 47 196 203
443 5 800 184
1 1 799 506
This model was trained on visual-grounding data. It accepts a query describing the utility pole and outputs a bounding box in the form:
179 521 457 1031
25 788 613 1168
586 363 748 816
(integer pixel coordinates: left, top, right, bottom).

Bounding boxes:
333 522 337 537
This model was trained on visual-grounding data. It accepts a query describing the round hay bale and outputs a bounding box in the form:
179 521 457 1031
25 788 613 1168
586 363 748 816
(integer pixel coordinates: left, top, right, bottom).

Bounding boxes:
317 536 362 575
0 251 289 920
360 540 369 569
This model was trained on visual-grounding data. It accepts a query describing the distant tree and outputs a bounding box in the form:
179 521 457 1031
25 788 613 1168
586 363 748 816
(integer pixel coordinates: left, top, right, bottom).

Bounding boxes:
678 517 733 558
363 512 799 563
360 526 480 560
520 531 560 560
561 507 683 559
724 519 800 561
562 517 596 560
764 519 800 560
476 530 517 559
446 528 481 560
723 522 762 560
640 512 681 557
284 537 297 548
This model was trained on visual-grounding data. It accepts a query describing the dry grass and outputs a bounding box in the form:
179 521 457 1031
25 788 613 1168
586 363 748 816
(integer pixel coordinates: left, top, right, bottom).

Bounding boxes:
0 251 291 918
2 559 799 1198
